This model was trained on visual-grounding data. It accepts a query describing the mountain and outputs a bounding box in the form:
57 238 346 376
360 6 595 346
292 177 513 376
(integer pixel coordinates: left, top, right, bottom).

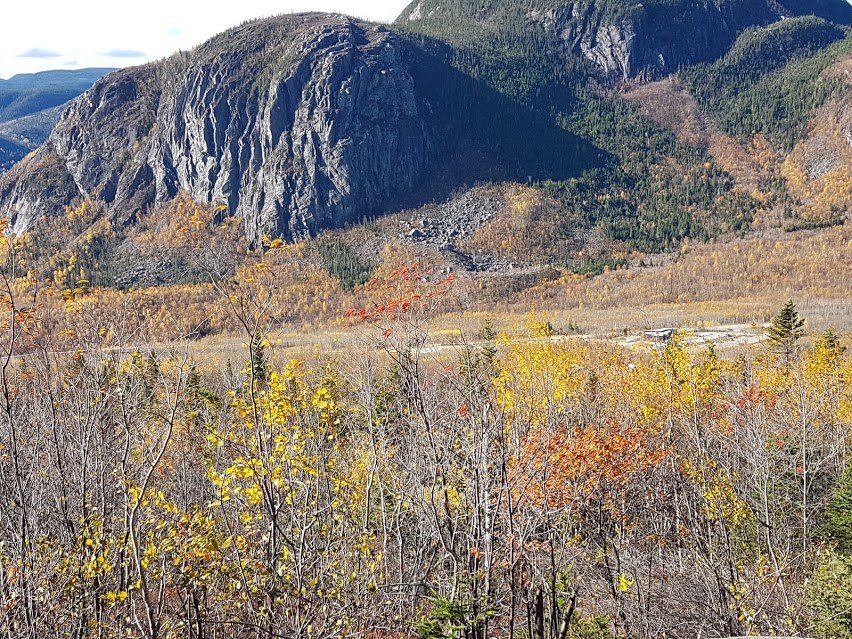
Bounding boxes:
0 68 115 169
0 13 596 240
0 69 115 122
0 1 850 280
680 16 849 147
397 0 852 79
0 135 29 172
0 17 445 238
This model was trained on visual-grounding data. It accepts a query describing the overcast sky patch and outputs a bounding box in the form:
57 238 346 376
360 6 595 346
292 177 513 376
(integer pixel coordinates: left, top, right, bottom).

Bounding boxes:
101 49 147 58
0 1 411 78
16 48 62 58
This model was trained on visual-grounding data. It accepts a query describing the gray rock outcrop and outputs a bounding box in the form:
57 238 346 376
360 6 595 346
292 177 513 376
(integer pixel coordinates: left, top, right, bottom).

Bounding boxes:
0 14 435 240
530 0 783 80
400 0 850 80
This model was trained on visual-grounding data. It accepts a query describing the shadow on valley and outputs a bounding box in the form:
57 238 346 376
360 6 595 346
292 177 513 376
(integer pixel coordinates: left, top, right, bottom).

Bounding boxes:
394 33 611 207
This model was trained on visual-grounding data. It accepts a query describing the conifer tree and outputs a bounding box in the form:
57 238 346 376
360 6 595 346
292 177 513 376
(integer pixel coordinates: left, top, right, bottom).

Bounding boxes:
250 330 268 386
480 318 498 366
808 467 852 639
816 327 845 359
821 466 852 552
766 299 804 361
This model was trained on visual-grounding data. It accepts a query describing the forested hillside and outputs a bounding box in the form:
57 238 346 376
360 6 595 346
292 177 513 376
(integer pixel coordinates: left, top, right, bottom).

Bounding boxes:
0 68 114 169
3 0 851 266
0 4 851 636
398 1 852 253
0 69 113 121
680 17 852 149
2 225 852 637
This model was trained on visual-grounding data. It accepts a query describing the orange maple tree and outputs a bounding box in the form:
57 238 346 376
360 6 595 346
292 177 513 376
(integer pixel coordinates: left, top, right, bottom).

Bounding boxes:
514 422 670 512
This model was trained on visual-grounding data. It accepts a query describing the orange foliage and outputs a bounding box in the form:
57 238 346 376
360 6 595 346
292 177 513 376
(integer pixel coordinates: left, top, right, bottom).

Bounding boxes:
344 263 455 343
515 422 669 512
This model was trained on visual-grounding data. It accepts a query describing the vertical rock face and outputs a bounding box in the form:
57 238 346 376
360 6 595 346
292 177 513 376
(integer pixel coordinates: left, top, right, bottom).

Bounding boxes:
400 0 852 80
0 14 434 240
539 0 782 79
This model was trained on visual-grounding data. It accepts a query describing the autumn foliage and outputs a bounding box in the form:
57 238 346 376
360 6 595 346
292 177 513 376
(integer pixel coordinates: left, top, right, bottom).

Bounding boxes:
1 232 852 639
516 423 669 511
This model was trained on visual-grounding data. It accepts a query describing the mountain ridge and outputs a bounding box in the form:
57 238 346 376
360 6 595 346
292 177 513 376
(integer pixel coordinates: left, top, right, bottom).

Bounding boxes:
0 1 848 283
1 15 438 238
0 67 115 170
397 0 852 78
0 12 604 241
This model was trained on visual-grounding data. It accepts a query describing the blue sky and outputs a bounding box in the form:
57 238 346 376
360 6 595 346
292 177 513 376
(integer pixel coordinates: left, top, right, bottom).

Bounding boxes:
1 0 412 79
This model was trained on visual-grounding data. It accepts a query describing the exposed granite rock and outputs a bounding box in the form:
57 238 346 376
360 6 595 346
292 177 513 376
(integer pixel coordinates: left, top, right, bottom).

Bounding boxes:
398 190 502 247
398 189 513 272
400 0 851 80
0 14 436 240
530 0 783 80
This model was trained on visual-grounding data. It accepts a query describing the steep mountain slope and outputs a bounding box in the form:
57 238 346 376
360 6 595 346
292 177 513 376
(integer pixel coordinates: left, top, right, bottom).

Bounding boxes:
671 18 852 225
398 0 852 79
0 17 439 238
0 68 114 169
781 55 852 218
0 104 67 149
680 16 850 148
1 0 850 288
0 13 597 240
0 69 114 122
0 136 28 172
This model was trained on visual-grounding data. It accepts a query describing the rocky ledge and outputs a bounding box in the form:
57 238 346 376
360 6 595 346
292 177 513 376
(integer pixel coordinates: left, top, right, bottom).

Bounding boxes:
0 14 438 241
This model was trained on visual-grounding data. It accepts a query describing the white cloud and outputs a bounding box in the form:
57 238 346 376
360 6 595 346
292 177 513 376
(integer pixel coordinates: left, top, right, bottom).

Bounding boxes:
0 0 411 78
16 48 62 58
100 49 147 59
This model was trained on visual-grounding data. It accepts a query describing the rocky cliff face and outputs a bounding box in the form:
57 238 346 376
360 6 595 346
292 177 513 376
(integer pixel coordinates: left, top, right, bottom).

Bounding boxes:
399 0 852 80
4 3 849 242
532 0 781 79
0 14 436 240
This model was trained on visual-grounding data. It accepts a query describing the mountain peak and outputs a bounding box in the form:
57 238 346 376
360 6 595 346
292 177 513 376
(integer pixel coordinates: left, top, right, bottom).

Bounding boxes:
0 0 848 254
0 14 438 239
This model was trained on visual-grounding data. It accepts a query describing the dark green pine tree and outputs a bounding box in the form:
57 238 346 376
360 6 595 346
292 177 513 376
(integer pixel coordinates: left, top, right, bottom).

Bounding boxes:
480 318 498 366
250 331 268 386
766 299 805 362
821 466 852 552
816 327 845 359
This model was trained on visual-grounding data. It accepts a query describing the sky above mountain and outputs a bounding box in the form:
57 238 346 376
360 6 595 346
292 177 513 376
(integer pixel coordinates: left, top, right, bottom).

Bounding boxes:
1 0 411 79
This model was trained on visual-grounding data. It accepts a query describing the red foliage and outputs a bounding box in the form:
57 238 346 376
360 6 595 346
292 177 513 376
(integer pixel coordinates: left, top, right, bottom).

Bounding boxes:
514 423 669 511
735 383 778 410
342 263 455 326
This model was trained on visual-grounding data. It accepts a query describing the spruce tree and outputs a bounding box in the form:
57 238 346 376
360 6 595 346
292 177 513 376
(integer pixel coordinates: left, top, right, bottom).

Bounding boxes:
766 299 804 362
808 467 852 639
816 327 845 359
250 331 268 386
480 318 498 366
821 466 852 552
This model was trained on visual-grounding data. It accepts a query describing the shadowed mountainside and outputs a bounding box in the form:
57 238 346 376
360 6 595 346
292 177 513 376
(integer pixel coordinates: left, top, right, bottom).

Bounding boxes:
0 14 601 240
